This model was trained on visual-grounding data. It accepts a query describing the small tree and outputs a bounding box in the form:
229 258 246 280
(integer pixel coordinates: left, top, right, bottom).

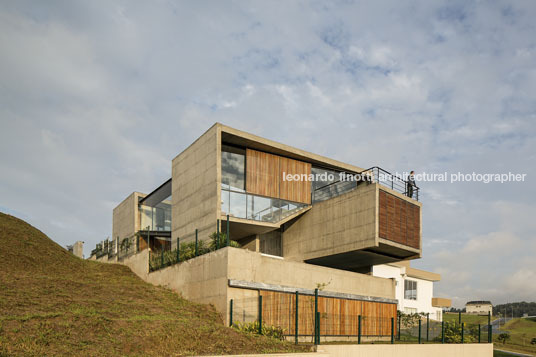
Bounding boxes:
530 337 536 345
498 333 510 344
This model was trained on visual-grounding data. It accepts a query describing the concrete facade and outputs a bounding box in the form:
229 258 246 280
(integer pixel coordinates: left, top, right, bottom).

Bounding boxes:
120 246 396 324
283 183 377 262
172 125 219 248
201 344 493 357
112 191 146 243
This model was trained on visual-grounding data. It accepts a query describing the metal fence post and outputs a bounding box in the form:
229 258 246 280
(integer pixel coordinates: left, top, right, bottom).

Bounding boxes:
258 295 263 335
161 249 164 267
478 324 481 343
488 324 492 343
391 317 394 344
314 288 318 345
195 229 198 256
358 315 361 344
398 313 401 340
459 311 461 325
226 214 230 247
229 299 233 327
418 319 421 344
441 320 445 343
426 313 429 341
461 322 464 344
216 219 220 250
295 291 299 345
316 311 320 345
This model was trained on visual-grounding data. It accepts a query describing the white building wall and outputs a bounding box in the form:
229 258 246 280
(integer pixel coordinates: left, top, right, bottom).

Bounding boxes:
372 264 443 321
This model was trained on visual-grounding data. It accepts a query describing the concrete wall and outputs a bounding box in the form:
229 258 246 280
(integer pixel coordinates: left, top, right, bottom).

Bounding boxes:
227 247 395 299
283 183 377 262
172 125 219 247
120 247 395 324
318 344 492 357
112 192 145 243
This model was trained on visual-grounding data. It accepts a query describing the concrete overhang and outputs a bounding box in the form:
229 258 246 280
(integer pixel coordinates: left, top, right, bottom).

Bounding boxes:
220 124 364 173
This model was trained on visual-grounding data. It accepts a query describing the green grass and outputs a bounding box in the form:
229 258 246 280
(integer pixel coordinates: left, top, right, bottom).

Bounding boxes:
492 318 536 355
444 312 492 325
0 212 310 356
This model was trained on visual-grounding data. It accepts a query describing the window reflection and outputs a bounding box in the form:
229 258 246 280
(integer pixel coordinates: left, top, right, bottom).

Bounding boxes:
221 145 245 191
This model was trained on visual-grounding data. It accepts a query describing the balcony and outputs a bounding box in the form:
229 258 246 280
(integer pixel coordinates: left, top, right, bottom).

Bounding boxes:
220 185 309 224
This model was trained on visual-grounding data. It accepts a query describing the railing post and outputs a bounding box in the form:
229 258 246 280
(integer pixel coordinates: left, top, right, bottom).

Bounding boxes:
398 313 401 340
391 317 394 344
459 311 461 325
176 237 180 262
418 319 421 344
488 311 492 343
226 214 230 247
161 249 164 267
461 322 464 344
314 288 318 345
216 219 220 250
316 311 320 345
195 229 198 256
229 299 233 327
258 295 263 335
426 313 429 341
441 320 445 343
478 324 481 343
358 315 361 344
295 291 299 345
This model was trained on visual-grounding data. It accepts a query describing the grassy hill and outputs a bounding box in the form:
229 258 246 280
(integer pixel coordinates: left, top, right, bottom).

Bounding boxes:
444 313 492 325
0 213 308 356
493 317 536 355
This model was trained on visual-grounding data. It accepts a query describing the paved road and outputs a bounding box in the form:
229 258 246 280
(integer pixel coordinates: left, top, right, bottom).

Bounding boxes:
492 317 513 334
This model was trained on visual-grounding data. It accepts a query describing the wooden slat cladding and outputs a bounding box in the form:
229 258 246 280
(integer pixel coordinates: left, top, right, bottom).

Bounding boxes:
246 149 312 204
246 149 279 198
379 190 420 249
279 157 311 204
260 290 396 336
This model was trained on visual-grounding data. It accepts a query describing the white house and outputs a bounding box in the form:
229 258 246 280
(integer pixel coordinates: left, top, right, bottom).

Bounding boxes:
372 261 451 321
466 301 492 315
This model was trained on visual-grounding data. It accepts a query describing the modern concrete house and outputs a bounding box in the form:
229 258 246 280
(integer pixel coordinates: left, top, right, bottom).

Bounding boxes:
466 301 493 315
91 123 436 339
372 261 451 321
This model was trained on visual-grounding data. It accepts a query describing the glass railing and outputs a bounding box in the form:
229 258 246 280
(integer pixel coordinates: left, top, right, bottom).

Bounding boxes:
221 185 308 223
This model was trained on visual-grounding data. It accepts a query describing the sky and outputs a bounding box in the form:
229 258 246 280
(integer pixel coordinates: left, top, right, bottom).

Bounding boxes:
1 0 535 308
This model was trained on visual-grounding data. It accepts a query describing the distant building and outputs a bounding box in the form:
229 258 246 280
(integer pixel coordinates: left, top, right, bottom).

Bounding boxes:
465 301 492 315
66 241 84 259
372 261 451 321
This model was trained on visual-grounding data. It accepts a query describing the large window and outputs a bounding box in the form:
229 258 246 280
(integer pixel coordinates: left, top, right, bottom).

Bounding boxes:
221 145 245 191
404 280 417 300
311 166 357 203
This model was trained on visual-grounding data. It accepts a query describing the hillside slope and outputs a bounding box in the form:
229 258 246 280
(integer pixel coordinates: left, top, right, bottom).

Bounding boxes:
0 213 307 356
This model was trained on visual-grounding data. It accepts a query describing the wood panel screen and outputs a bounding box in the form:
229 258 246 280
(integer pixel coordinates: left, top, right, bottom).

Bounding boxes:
246 149 311 204
259 290 397 336
379 190 421 249
246 149 280 198
279 157 311 204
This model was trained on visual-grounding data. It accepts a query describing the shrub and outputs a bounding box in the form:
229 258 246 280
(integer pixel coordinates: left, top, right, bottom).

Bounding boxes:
498 333 510 344
232 321 286 340
530 337 536 345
